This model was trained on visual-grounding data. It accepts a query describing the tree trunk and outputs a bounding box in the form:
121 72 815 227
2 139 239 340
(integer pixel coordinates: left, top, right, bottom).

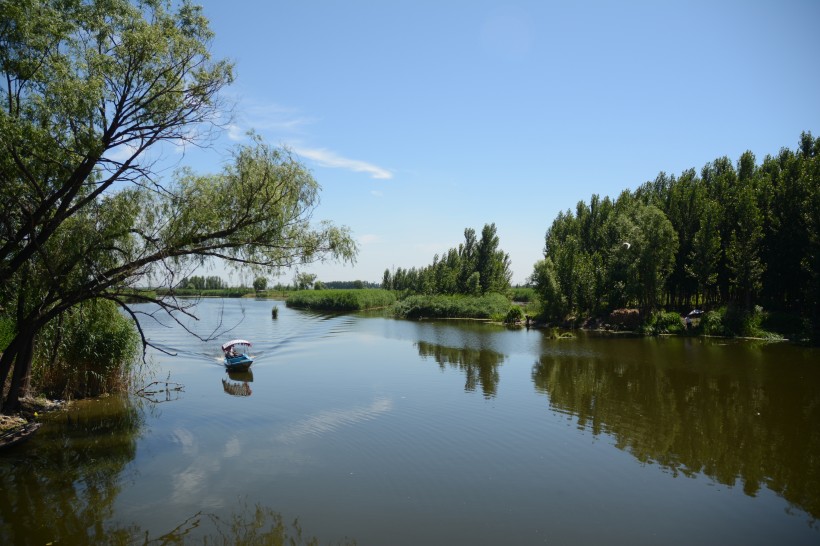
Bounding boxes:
2 331 34 414
0 337 18 403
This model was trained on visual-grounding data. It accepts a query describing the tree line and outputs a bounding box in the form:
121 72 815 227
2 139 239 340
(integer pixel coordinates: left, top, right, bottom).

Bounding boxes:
381 223 513 295
531 132 819 327
178 276 227 290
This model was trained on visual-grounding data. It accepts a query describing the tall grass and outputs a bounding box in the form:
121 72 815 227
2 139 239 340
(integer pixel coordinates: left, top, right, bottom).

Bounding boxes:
33 299 141 399
286 289 396 311
394 293 511 320
508 287 537 303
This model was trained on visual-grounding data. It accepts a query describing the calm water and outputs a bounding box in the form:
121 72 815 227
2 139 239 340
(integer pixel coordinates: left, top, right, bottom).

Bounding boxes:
1 298 819 545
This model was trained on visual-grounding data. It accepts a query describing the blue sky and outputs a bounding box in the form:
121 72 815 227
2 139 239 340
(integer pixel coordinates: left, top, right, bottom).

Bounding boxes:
177 0 820 286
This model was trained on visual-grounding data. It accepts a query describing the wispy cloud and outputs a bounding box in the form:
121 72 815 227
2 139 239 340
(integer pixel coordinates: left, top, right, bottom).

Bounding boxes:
359 234 380 244
226 100 317 142
226 123 245 142
293 146 393 180
224 99 391 180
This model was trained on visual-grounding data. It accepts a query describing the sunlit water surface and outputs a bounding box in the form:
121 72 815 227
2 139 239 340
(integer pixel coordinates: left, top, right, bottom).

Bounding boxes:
1 298 818 545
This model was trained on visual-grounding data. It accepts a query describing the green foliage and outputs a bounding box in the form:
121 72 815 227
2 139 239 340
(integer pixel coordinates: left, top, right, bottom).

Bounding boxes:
529 132 819 338
394 293 511 320
0 316 14 351
723 305 781 339
509 287 537 303
33 300 140 399
180 276 227 290
504 305 525 324
386 223 511 297
641 311 684 335
253 277 268 292
286 289 396 311
701 309 729 336
156 287 254 298
294 272 318 290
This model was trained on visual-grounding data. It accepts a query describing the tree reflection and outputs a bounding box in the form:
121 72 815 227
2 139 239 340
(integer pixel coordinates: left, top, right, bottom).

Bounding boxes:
141 501 356 545
416 341 505 397
0 395 356 545
0 395 143 544
531 346 820 520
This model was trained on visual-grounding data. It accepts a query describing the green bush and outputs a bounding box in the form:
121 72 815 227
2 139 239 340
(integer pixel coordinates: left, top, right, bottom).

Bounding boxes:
33 299 140 399
504 306 525 324
701 308 728 336
648 311 685 335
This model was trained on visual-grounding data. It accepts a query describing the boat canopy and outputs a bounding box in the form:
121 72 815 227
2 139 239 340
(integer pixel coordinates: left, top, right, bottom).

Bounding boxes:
222 339 252 351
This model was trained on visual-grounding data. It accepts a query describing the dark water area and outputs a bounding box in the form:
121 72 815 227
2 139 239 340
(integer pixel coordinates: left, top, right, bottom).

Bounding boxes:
1 299 818 545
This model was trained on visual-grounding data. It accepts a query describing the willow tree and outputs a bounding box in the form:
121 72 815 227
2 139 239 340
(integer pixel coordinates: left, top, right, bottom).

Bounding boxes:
0 1 356 412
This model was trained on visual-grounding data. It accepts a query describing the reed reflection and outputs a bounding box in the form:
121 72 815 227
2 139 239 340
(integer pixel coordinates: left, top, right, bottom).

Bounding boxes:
531 343 820 520
140 501 357 545
0 395 143 544
416 340 505 398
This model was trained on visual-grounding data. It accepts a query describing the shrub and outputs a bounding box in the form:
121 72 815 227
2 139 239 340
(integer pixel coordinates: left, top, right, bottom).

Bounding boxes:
504 306 525 324
609 308 641 330
701 308 728 336
641 311 684 335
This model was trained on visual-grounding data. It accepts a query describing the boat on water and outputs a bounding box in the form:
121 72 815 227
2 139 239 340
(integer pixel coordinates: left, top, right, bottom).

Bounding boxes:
221 339 254 372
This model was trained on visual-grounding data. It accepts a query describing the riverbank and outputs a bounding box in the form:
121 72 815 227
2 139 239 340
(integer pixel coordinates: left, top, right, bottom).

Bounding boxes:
0 397 65 429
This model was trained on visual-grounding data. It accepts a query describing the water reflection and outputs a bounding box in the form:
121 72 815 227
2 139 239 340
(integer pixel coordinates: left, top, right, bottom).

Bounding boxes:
139 501 358 545
416 340 505 398
222 370 254 397
531 339 820 520
0 396 358 545
0 395 142 544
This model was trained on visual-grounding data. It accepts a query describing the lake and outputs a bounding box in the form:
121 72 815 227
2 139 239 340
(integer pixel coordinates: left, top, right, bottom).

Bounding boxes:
1 298 818 545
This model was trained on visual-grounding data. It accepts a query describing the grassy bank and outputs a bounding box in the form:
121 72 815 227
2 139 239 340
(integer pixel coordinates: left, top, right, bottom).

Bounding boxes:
154 287 255 298
393 293 512 321
286 289 396 311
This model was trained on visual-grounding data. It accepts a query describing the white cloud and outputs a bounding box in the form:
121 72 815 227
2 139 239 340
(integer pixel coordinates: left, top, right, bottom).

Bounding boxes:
226 123 245 142
276 397 392 444
293 146 393 180
226 98 391 180
228 100 316 139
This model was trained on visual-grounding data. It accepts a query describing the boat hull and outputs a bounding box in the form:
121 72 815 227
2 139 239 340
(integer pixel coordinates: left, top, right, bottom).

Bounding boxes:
224 354 253 372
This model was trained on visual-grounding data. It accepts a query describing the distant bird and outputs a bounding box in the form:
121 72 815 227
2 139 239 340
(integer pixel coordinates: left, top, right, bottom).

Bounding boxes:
621 242 631 250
